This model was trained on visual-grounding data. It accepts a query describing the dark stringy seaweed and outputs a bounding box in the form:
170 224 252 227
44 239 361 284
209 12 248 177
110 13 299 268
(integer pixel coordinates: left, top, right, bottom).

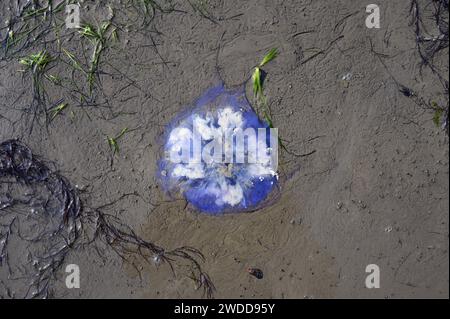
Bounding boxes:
410 0 449 132
0 0 221 299
0 139 214 298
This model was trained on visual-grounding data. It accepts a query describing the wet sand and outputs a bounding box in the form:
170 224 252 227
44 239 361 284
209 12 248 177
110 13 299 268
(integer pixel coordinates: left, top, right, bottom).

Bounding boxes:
0 0 448 298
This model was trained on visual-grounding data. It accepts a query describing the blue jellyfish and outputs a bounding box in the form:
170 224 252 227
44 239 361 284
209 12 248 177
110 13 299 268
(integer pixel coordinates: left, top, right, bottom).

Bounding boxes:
158 84 278 215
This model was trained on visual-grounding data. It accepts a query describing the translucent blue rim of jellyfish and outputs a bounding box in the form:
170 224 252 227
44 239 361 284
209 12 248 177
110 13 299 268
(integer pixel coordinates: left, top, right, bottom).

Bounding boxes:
158 83 278 215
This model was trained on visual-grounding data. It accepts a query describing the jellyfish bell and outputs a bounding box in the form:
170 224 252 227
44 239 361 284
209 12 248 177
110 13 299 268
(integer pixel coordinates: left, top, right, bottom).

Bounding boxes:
158 83 280 215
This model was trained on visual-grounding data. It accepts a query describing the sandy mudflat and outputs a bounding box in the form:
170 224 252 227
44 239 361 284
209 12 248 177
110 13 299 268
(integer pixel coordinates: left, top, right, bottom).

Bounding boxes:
0 0 448 298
